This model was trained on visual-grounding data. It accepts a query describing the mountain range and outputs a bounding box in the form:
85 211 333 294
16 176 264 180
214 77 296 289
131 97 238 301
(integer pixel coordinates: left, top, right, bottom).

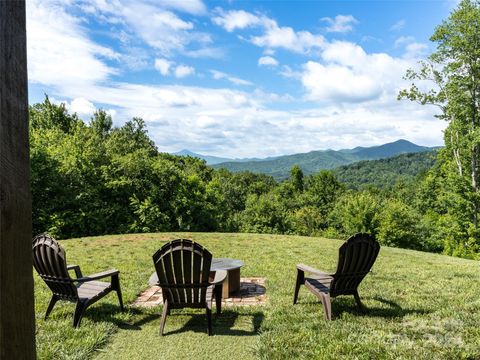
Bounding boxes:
174 140 437 180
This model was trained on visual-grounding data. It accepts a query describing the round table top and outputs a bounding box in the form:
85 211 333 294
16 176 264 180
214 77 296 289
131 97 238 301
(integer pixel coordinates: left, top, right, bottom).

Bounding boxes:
211 258 244 271
148 257 244 286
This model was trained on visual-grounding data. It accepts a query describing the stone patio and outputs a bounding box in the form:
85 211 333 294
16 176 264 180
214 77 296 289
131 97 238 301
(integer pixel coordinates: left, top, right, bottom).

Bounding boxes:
133 277 267 307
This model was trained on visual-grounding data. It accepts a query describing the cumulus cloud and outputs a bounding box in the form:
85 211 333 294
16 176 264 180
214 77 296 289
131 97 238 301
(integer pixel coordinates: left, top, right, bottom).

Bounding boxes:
210 70 253 86
321 15 358 33
27 0 117 89
258 56 279 67
51 79 444 157
155 58 173 75
174 65 195 78
67 98 97 117
82 0 211 55
213 8 325 54
27 0 444 157
212 9 264 31
395 36 429 58
300 41 414 103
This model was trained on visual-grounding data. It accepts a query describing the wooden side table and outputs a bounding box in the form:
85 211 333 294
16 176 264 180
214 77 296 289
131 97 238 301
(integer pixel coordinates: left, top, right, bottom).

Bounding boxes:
211 258 245 298
149 258 245 299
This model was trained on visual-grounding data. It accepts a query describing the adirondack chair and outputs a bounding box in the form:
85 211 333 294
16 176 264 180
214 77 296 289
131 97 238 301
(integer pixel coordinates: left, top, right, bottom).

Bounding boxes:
32 234 124 327
293 233 380 320
152 239 227 336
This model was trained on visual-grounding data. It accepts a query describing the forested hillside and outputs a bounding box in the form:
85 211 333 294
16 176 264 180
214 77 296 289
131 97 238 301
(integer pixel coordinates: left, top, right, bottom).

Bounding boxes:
333 151 437 189
30 97 478 259
212 139 434 179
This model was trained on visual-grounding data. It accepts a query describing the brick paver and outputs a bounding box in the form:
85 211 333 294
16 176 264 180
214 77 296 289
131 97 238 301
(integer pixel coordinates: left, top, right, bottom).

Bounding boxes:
132 277 267 307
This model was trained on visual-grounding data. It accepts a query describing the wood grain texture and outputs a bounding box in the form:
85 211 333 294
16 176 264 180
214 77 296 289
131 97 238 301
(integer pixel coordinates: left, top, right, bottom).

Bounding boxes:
0 1 36 358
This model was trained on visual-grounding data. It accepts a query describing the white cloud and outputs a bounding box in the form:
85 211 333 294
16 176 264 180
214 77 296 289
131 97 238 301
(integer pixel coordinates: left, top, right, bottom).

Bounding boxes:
83 0 211 55
27 1 444 157
50 80 445 157
390 19 406 31
404 42 429 59
394 36 429 58
321 15 358 33
213 8 325 54
155 58 173 75
210 70 253 86
251 24 325 54
155 0 207 15
67 98 96 116
27 0 117 89
174 65 195 78
212 8 264 31
300 41 415 103
183 47 226 59
258 56 279 67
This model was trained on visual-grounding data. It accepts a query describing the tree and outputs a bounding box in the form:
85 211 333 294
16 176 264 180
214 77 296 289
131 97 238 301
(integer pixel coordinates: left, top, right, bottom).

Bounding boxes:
329 191 381 236
290 165 304 191
399 0 480 255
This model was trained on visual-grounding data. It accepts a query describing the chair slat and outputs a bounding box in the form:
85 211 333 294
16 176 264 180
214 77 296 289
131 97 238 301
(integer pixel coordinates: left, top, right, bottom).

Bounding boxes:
152 239 216 335
183 247 193 304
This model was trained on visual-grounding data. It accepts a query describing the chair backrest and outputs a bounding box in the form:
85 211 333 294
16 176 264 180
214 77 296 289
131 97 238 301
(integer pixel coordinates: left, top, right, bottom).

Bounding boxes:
330 233 380 296
152 239 212 306
32 234 78 300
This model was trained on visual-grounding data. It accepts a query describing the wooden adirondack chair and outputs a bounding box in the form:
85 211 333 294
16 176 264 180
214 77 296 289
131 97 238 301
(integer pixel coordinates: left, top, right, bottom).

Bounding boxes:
32 234 124 327
293 233 380 320
152 239 227 336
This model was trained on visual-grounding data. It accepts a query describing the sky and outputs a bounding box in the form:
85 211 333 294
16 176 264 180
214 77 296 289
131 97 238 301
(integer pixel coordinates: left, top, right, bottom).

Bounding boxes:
26 0 457 158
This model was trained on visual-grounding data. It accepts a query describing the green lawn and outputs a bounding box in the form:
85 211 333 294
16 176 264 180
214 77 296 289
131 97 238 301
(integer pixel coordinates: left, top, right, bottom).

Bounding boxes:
34 233 480 359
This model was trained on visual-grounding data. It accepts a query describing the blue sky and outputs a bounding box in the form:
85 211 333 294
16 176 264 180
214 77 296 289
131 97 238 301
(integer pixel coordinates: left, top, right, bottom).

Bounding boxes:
27 0 456 157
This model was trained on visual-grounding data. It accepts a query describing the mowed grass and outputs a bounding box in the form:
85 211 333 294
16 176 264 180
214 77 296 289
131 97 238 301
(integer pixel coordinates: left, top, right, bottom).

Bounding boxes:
33 233 480 359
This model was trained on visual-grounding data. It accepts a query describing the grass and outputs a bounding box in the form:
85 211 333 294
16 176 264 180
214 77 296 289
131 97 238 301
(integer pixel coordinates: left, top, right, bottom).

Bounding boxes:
34 232 480 359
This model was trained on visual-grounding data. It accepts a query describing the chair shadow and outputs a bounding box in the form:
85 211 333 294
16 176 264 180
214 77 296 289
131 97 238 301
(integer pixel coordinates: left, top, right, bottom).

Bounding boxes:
299 296 429 319
334 296 430 319
163 310 264 336
82 303 157 330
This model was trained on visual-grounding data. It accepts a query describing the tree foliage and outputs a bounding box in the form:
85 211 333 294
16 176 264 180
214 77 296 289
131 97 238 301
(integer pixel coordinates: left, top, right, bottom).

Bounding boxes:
399 0 480 257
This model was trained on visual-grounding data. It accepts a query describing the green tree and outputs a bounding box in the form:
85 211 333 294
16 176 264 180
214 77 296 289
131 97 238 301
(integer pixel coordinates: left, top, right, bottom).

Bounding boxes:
329 191 381 236
302 170 344 221
377 199 422 249
290 165 304 191
399 0 480 255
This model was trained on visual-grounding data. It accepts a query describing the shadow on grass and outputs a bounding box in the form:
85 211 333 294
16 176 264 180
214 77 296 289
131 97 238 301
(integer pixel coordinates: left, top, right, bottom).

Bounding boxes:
82 303 157 330
334 296 430 319
163 310 264 336
298 296 429 319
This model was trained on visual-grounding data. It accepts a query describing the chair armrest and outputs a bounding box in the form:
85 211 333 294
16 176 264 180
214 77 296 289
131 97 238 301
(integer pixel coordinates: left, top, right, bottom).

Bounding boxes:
209 270 227 285
67 264 83 278
74 269 119 282
297 264 332 278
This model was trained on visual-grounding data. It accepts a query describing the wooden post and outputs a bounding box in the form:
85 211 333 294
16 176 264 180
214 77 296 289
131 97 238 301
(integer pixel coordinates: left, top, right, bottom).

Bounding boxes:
0 1 36 358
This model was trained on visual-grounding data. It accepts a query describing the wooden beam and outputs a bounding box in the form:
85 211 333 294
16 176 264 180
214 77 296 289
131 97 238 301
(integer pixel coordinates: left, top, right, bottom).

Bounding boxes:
0 1 36 358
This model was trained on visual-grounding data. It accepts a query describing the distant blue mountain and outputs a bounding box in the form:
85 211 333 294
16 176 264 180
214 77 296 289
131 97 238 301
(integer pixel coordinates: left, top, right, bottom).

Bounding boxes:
172 150 232 165
172 149 276 165
209 139 438 180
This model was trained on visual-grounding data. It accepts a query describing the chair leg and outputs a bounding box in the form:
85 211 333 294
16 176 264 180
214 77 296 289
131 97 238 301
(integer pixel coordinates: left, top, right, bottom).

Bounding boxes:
293 269 304 305
45 295 59 320
206 306 213 336
112 274 124 311
159 300 169 336
319 293 332 321
353 291 364 311
73 301 87 328
215 284 222 315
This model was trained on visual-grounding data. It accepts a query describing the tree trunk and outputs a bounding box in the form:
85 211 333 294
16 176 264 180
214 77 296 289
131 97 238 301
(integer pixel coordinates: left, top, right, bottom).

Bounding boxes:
0 1 36 358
